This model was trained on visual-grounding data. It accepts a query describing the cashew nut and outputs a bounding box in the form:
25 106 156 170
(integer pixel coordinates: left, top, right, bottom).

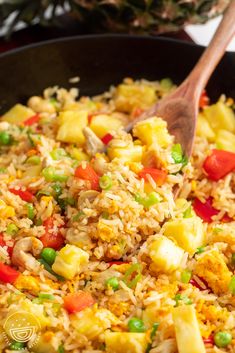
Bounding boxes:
83 127 105 156
12 237 43 272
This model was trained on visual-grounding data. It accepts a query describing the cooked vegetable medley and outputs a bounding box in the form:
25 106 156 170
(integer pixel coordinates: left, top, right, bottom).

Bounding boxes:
0 78 235 353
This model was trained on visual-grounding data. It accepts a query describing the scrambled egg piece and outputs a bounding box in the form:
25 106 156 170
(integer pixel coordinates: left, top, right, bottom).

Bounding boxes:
194 250 232 295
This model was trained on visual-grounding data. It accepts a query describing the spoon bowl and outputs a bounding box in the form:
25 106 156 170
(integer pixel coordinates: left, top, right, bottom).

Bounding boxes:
127 0 235 159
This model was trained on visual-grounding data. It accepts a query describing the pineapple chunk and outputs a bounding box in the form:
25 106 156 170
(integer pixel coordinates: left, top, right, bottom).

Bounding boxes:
148 235 184 273
105 332 148 353
173 305 206 353
143 303 158 329
52 244 89 280
108 144 143 163
203 102 235 133
71 307 120 340
2 104 35 124
57 110 88 145
90 114 124 138
215 129 235 152
114 83 156 113
30 334 56 353
194 250 232 295
133 117 172 148
163 217 204 255
196 113 215 141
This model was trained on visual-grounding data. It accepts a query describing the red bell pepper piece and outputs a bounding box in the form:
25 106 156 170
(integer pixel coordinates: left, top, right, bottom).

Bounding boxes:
63 292 95 314
138 167 167 186
9 188 34 202
40 217 64 250
101 133 113 145
0 262 20 284
203 336 214 345
193 197 219 223
75 164 100 190
0 234 13 256
199 90 210 109
203 149 235 181
24 114 40 126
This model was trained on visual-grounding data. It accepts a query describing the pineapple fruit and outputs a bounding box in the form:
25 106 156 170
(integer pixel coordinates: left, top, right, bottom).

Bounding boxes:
203 102 235 133
90 114 124 138
56 110 88 145
114 83 156 113
197 101 235 152
133 117 172 148
148 235 184 273
105 331 148 353
108 144 143 163
173 305 206 353
163 216 205 255
71 307 120 340
0 1 229 36
52 244 89 280
2 104 34 124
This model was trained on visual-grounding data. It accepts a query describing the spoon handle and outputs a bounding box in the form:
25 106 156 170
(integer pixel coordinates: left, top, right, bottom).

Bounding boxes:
178 0 235 102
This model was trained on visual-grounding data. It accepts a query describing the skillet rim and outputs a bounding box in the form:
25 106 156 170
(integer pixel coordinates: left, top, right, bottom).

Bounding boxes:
0 33 209 60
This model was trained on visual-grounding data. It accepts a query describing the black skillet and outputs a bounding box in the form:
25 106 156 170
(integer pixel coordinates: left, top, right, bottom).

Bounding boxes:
0 34 234 115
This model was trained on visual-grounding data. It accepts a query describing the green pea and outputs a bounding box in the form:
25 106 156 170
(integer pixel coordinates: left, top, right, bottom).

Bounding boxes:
0 131 11 145
214 331 232 348
105 277 119 291
9 341 25 350
6 223 19 237
41 247 57 266
128 317 146 333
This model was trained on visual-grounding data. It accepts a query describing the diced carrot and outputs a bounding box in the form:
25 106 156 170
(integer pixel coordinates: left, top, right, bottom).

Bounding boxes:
63 292 95 314
75 164 100 190
138 167 167 186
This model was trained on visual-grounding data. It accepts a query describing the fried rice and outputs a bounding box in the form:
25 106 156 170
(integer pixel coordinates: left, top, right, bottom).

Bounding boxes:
0 77 234 353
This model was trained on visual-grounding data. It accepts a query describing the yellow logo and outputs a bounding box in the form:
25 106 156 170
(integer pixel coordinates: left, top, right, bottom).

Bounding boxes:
3 311 41 347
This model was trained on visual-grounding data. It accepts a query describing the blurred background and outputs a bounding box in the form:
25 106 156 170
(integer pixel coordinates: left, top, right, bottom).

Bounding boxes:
0 1 234 53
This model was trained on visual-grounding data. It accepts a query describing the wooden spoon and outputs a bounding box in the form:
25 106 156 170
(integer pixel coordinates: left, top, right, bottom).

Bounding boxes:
127 0 235 158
